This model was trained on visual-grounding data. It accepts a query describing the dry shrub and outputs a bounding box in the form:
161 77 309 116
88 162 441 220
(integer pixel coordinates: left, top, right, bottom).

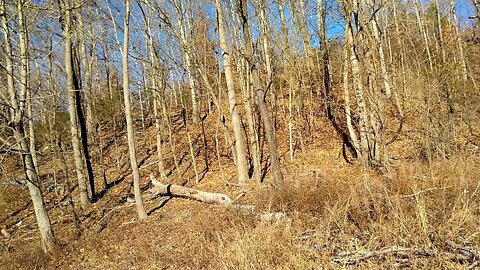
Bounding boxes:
215 223 317 270
243 155 480 268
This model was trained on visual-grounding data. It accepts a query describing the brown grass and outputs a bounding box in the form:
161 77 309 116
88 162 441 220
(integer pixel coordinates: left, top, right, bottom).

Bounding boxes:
5 153 478 269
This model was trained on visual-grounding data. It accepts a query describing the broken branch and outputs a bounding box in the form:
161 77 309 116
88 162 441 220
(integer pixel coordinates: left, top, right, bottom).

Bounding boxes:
149 175 233 205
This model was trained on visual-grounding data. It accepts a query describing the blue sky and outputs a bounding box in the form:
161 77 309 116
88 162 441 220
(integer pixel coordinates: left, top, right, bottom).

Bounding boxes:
27 0 479 88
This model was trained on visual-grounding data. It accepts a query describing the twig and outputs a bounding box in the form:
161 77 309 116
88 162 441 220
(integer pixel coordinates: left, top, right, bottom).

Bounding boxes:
446 240 480 261
139 160 158 170
468 261 479 269
119 219 139 228
233 190 247 203
402 186 452 198
92 205 131 233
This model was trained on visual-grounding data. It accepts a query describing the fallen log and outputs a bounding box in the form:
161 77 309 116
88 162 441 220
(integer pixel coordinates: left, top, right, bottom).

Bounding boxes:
148 175 289 223
149 175 233 206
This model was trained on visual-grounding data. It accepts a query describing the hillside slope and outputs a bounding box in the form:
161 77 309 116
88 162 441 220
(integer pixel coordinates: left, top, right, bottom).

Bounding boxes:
1 108 479 269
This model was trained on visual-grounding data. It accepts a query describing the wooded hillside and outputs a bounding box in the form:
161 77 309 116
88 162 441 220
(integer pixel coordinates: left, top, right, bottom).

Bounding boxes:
1 0 480 268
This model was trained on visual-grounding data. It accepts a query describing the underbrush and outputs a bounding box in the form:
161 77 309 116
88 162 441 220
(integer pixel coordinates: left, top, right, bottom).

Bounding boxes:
153 155 479 269
202 155 480 269
1 153 479 269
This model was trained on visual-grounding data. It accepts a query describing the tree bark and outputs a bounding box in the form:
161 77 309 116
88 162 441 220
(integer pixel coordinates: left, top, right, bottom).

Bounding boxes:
368 0 392 98
449 0 468 82
237 0 284 185
214 0 249 186
342 43 360 154
19 5 39 175
140 7 167 179
434 0 446 64
149 175 233 205
413 0 434 71
473 0 480 24
259 0 275 112
123 0 148 219
345 5 370 166
175 0 199 123
2 0 55 252
75 1 94 134
63 0 90 208
72 48 96 202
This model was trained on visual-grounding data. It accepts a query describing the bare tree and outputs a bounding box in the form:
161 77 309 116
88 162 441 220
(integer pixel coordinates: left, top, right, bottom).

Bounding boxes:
237 0 284 185
123 0 148 219
1 0 55 252
138 3 167 180
62 0 90 208
413 0 434 71
448 0 468 82
214 0 249 186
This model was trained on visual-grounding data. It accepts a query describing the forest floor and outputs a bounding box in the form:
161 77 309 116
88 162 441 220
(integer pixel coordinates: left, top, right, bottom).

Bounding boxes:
0 108 479 269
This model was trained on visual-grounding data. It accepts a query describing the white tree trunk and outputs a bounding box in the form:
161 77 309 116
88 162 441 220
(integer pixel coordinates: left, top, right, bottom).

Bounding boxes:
142 13 167 179
123 0 147 219
345 14 370 165
149 175 233 205
176 3 199 123
414 0 434 71
2 0 55 252
214 0 249 186
368 0 392 98
449 0 468 82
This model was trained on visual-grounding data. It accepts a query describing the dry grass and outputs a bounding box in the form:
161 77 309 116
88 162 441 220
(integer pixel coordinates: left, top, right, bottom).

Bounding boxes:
1 96 480 269
4 153 478 269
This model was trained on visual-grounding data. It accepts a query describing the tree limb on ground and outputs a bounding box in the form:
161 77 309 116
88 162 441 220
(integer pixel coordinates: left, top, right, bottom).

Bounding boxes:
445 240 480 261
149 175 233 205
332 244 479 266
148 174 289 223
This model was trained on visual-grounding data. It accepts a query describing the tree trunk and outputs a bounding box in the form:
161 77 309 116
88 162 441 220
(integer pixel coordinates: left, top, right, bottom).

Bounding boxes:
26 84 39 174
318 0 358 160
290 0 308 114
240 58 262 183
123 0 148 219
141 9 167 179
75 1 94 135
72 48 96 202
392 2 407 98
473 0 480 25
259 0 275 110
413 0 434 71
63 1 90 208
449 0 468 82
342 43 360 154
237 0 284 185
20 10 39 175
73 5 96 201
228 5 261 183
434 0 446 64
277 0 290 54
2 0 55 252
345 6 370 166
175 1 199 123
214 0 249 186
149 175 232 205
368 0 392 98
